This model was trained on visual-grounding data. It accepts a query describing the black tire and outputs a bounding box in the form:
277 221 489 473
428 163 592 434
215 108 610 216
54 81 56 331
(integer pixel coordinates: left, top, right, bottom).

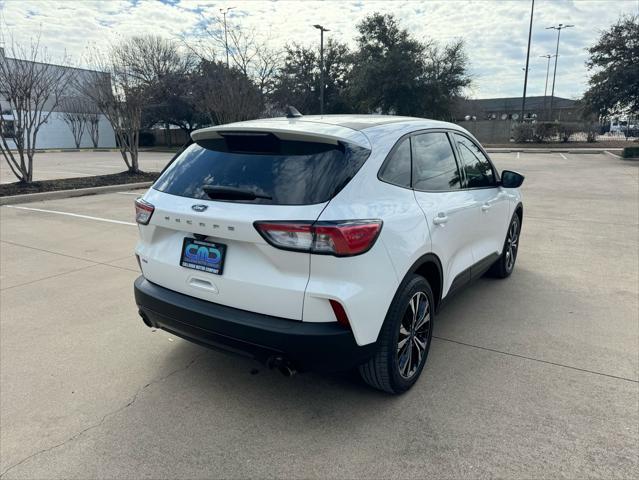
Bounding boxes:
359 275 434 394
488 213 521 278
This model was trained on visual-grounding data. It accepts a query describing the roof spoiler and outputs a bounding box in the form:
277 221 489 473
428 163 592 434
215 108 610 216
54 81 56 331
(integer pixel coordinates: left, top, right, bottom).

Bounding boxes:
191 125 371 149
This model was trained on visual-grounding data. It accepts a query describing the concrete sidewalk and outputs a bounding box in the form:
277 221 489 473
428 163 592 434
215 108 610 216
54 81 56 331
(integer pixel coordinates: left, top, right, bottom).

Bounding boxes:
0 151 174 185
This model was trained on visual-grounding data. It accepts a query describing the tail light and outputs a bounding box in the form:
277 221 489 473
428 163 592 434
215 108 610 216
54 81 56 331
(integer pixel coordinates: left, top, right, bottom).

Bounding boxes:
135 198 155 225
254 220 382 257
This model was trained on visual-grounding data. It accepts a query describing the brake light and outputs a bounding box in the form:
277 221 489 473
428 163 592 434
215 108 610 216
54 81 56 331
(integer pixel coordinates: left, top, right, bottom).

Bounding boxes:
135 198 154 225
254 220 382 256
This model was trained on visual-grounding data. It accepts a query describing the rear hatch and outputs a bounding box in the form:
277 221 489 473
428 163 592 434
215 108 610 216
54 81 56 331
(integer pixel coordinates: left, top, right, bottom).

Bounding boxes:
136 124 370 321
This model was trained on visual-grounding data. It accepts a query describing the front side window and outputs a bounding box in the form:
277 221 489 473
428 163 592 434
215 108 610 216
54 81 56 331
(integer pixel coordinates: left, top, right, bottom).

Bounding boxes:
411 132 461 191
379 137 411 188
454 134 496 188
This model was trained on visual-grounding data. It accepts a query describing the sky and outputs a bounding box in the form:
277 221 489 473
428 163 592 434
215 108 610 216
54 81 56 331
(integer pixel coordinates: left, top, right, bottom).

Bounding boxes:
1 0 637 99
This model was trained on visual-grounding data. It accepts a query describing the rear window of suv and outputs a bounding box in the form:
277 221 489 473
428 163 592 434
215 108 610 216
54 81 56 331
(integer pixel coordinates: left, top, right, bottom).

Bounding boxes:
153 134 370 205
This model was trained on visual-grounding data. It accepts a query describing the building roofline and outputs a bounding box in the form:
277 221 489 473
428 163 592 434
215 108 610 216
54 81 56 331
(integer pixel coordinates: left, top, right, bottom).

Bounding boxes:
2 54 108 76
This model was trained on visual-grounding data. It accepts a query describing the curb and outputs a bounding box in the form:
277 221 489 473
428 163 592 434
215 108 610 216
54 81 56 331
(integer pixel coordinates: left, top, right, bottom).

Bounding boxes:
0 182 152 206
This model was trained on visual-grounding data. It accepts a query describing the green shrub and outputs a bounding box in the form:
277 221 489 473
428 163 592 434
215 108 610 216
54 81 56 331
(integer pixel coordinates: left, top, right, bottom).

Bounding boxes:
622 146 639 158
513 123 534 143
559 124 577 143
534 122 558 142
513 122 587 143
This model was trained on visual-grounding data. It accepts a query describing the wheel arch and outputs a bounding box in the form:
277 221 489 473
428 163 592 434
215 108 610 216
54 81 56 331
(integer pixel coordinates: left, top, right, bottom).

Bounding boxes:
514 202 524 223
405 253 444 312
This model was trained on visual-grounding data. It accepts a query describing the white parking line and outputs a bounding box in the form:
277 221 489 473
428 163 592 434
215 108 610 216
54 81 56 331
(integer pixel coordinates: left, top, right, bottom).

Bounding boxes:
517 152 520 159
4 205 136 226
116 192 145 195
558 153 567 160
604 150 622 159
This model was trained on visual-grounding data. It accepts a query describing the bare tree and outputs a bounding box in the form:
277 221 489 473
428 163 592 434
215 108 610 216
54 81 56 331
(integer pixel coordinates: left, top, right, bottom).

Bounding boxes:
186 14 283 99
115 35 196 87
224 23 283 98
85 101 101 148
78 35 200 166
122 36 204 137
60 96 90 148
76 42 147 173
0 36 74 183
195 60 263 125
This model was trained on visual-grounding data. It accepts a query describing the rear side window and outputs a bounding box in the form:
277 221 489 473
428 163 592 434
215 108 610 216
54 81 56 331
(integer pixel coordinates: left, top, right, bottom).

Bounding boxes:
454 134 496 188
379 138 411 187
153 135 370 205
411 133 461 191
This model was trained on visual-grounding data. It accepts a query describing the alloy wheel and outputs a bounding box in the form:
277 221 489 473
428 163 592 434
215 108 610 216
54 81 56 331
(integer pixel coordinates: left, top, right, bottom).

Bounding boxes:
397 291 431 379
505 217 520 272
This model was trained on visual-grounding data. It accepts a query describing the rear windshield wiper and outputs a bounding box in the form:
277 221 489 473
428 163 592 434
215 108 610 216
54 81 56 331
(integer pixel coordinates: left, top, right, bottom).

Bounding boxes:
202 185 272 201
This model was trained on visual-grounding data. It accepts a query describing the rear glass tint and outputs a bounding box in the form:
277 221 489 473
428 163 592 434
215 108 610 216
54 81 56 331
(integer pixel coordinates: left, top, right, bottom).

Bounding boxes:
153 135 370 205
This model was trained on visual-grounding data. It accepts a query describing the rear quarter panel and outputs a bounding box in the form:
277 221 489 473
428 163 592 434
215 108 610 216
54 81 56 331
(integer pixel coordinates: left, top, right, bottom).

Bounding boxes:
304 123 433 346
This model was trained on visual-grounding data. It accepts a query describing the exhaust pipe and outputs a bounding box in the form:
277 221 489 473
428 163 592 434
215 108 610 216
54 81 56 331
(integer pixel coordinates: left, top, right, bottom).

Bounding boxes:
267 355 297 377
278 364 296 377
139 310 154 328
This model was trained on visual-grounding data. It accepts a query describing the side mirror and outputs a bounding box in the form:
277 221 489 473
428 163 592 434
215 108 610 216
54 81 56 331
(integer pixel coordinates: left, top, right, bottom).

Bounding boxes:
501 170 525 188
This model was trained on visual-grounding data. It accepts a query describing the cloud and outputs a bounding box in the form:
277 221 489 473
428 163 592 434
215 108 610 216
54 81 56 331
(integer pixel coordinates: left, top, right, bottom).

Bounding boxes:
2 0 637 99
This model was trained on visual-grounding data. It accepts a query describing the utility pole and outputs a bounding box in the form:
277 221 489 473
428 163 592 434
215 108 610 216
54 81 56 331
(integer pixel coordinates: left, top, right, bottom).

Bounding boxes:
220 7 235 68
540 54 556 119
546 23 574 120
520 0 535 122
313 24 330 115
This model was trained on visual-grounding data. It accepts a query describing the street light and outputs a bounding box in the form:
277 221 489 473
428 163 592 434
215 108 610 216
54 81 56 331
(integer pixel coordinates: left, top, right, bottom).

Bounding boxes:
520 0 535 122
220 6 235 68
540 54 557 118
546 23 574 119
313 24 330 115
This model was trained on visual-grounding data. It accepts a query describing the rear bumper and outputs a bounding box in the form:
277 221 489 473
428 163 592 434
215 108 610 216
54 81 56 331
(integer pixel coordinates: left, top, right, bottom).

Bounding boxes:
134 276 376 372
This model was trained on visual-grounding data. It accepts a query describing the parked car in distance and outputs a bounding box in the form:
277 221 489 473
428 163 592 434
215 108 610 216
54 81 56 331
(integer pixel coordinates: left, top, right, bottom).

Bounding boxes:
134 113 524 394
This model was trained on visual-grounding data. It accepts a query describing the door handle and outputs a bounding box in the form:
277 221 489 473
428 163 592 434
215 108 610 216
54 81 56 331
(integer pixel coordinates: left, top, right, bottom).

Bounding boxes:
433 213 448 225
481 203 491 212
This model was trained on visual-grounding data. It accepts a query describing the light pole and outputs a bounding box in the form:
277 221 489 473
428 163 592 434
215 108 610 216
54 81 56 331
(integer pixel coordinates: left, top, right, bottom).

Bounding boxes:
539 54 556 119
220 7 235 68
546 23 574 120
520 0 535 122
313 24 330 115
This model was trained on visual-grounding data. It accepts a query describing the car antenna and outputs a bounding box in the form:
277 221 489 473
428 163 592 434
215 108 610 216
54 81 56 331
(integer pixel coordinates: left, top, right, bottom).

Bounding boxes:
285 106 303 118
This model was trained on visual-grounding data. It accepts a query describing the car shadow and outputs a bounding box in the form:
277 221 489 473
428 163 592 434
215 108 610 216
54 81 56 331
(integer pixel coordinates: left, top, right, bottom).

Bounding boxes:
149 338 416 444
151 262 588 412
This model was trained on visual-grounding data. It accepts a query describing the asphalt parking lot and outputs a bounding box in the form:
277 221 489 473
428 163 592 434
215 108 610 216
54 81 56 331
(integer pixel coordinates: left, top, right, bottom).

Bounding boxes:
0 151 175 184
0 152 637 478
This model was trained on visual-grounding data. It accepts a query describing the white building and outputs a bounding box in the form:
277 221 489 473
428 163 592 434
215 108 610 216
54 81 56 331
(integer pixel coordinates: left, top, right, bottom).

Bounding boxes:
0 48 116 149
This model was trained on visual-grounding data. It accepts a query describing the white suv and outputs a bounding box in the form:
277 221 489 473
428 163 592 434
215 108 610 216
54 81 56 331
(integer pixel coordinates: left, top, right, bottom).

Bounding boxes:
134 114 524 394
